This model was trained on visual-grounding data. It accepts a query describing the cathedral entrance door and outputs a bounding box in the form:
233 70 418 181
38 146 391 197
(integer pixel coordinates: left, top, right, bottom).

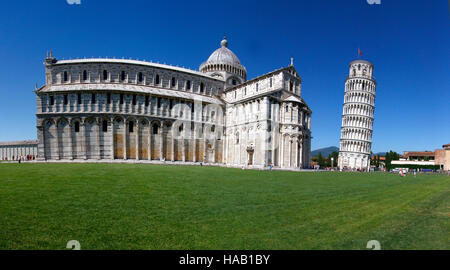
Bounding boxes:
247 149 254 166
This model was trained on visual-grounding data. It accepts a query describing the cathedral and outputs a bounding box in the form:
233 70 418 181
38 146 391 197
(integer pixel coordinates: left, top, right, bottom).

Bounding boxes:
34 37 312 169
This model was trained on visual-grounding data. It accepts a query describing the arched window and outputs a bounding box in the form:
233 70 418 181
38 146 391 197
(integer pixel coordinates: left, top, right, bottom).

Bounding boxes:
171 77 176 87
236 133 239 144
155 74 160 85
63 71 68 82
128 122 134 133
270 78 273 88
232 79 237 85
107 93 111 104
138 72 143 83
121 71 126 81
103 70 108 80
83 70 87 81
256 83 259 92
186 80 191 90
50 95 54 105
77 93 82 104
102 120 108 132
74 121 80 133
178 124 183 132
200 82 205 93
289 81 293 91
91 93 96 104
145 96 149 106
120 94 124 104
63 94 68 105
132 95 136 105
358 64 361 70
152 123 159 134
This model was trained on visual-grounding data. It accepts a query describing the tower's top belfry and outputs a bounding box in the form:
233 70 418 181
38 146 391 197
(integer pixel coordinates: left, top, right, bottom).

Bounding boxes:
348 59 375 80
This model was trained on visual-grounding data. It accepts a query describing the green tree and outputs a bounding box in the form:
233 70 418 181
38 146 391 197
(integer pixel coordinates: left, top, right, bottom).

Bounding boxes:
385 150 400 171
328 151 339 168
316 152 326 168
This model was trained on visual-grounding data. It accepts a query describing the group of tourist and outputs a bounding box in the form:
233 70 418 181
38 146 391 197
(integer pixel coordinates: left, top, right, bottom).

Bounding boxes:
1 155 36 161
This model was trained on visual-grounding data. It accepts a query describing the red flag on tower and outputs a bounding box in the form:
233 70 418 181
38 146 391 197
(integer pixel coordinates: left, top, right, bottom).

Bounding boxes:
358 48 362 56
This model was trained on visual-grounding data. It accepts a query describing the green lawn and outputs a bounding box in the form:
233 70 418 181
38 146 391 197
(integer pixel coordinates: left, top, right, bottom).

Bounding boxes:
0 163 448 250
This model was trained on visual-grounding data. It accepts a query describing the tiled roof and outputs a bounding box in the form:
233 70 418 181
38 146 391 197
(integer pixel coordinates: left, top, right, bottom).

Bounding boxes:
0 140 38 146
403 151 435 157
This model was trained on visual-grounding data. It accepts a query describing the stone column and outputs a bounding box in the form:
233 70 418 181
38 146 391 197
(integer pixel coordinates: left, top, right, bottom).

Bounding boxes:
148 121 151 160
97 119 101 160
160 124 164 161
238 136 241 165
280 134 284 168
55 122 61 160
37 122 44 160
135 121 139 160
203 138 207 163
82 121 87 160
289 138 292 168
182 138 186 162
111 118 115 160
213 139 216 163
68 121 73 160
294 137 298 168
223 129 227 164
123 120 127 160
171 128 175 162
299 138 303 169
193 124 197 162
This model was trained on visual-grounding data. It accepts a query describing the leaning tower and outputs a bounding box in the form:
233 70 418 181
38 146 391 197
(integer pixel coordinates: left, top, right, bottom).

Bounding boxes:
338 60 377 171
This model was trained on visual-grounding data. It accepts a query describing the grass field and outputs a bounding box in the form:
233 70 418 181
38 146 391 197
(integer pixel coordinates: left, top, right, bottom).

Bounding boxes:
0 163 448 250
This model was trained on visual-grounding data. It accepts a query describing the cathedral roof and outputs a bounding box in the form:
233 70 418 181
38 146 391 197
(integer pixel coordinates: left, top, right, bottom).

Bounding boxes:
205 38 241 66
199 37 246 72
52 58 224 81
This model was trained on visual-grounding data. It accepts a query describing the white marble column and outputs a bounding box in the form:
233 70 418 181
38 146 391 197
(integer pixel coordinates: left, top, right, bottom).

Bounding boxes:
111 119 115 160
135 121 139 160
97 119 101 160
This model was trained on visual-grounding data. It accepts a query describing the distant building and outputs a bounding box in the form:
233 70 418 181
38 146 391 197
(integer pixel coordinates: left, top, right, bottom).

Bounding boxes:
435 144 450 171
0 140 38 161
370 155 385 169
391 143 450 170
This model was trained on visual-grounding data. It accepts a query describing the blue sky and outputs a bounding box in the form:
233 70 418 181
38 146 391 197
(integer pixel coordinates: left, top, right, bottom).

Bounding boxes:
0 0 448 153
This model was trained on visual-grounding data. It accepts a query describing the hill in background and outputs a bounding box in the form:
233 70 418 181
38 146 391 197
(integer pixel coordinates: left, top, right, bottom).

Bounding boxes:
311 146 339 157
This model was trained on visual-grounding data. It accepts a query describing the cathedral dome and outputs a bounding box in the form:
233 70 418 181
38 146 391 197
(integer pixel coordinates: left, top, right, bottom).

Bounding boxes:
204 37 242 67
199 36 247 83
